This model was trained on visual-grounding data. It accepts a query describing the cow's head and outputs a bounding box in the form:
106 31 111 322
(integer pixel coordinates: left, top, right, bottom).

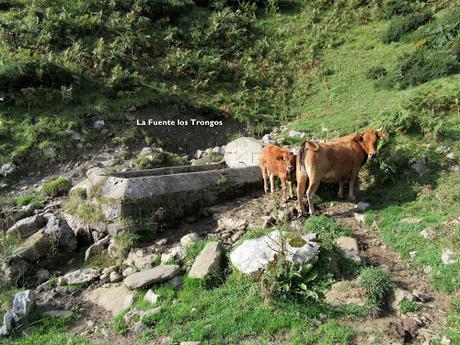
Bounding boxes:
277 151 296 174
353 128 387 159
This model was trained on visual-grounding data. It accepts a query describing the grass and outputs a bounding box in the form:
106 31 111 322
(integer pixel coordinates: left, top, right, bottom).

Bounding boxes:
399 299 421 314
304 215 352 249
358 267 394 310
15 194 43 208
42 177 72 198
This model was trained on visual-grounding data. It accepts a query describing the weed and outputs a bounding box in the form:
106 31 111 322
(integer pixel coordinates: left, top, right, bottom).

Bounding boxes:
304 215 352 249
15 194 43 208
42 177 72 198
358 267 394 309
399 299 421 313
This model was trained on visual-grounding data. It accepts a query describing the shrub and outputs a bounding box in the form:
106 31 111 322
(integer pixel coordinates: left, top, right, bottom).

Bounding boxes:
381 10 432 43
366 66 387 80
381 0 412 20
107 65 142 92
15 194 43 208
42 177 72 197
358 267 394 308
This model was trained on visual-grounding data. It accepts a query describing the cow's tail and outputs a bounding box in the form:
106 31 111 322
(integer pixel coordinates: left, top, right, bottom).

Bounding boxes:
298 141 319 175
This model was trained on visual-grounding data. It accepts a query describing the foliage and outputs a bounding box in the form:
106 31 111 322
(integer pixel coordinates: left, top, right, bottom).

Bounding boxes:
381 0 413 20
14 193 43 208
366 66 387 80
381 10 432 44
304 215 352 249
399 299 421 313
42 177 72 197
358 267 394 309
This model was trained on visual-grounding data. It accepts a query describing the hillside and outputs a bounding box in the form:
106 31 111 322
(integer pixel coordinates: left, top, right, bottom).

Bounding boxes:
1 0 460 344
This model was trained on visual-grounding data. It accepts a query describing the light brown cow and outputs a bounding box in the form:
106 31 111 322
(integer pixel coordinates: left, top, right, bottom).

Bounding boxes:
297 129 387 215
259 144 296 201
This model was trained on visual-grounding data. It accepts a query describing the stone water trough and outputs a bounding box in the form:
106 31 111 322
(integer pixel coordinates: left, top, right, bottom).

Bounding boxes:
82 137 263 221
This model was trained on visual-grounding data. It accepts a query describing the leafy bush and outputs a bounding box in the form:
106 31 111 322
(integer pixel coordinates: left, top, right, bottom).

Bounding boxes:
107 65 142 92
381 0 412 20
358 267 394 308
381 10 432 43
376 48 459 89
42 177 72 197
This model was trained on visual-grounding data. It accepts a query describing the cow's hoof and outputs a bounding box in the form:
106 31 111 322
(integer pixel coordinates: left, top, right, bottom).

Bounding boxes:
337 194 344 199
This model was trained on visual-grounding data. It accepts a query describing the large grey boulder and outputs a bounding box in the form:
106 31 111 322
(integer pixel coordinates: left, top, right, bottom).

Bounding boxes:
161 246 187 264
63 213 92 245
224 137 262 168
334 236 361 264
189 242 222 278
63 268 99 285
124 265 181 289
0 290 35 336
6 215 46 239
230 231 319 275
44 215 77 251
85 284 135 316
12 231 54 262
124 249 158 270
84 235 110 262
180 233 200 248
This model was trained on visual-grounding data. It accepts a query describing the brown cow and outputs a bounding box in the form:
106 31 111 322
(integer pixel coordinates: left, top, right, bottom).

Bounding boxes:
259 144 296 201
297 128 387 215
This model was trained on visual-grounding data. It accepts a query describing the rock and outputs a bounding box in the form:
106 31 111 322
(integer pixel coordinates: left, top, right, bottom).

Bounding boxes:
411 158 428 174
189 242 222 278
43 310 73 318
156 238 168 246
442 249 456 265
195 150 203 159
401 216 422 224
180 342 202 345
107 223 127 237
12 231 54 262
334 236 360 264
230 231 320 275
124 250 158 270
387 318 419 344
412 290 432 302
261 133 274 145
161 246 187 264
35 269 50 285
288 130 305 138
0 290 35 336
124 265 181 289
325 280 367 307
355 202 370 211
0 163 17 177
409 251 418 258
63 213 92 246
93 153 116 167
144 289 159 304
224 137 262 168
446 152 455 160
441 336 452 345
109 271 122 283
84 235 110 262
85 285 135 316
64 268 99 285
122 267 136 277
44 215 77 251
130 321 148 335
390 288 416 311
169 276 183 289
180 233 200 248
217 217 248 232
93 119 105 129
0 256 28 286
354 213 366 224
420 227 436 240
6 215 46 239
86 167 107 186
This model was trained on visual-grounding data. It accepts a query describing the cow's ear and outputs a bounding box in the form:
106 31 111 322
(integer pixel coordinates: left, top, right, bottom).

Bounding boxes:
353 133 364 142
377 131 388 139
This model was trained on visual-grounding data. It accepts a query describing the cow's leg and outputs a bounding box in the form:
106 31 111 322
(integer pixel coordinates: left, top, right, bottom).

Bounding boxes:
348 168 360 201
338 179 345 199
280 176 288 202
306 178 321 215
269 173 275 193
288 181 294 199
297 174 308 216
261 166 269 194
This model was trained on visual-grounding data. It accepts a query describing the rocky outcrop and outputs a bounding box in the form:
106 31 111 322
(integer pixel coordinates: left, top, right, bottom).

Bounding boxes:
12 231 55 262
189 242 222 278
84 235 110 262
63 268 99 285
124 265 181 289
0 290 35 336
43 214 77 252
6 215 46 239
0 256 28 286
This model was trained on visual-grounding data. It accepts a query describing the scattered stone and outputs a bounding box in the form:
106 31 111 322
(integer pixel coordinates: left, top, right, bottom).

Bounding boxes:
122 267 136 277
325 280 367 307
355 202 370 211
0 256 28 286
85 285 135 316
35 269 50 285
63 212 92 246
442 249 456 265
124 249 158 270
155 238 168 246
441 336 452 345
446 152 455 160
0 163 17 177
0 290 35 336
401 216 422 224
12 231 54 262
189 242 222 279
161 246 187 264
180 233 200 248
180 342 202 345
411 158 428 174
130 321 148 335
144 289 159 304
412 290 432 302
409 251 418 259
334 236 361 264
420 227 436 240
261 133 274 145
124 265 181 289
6 215 46 239
93 120 105 130
217 217 248 232
64 268 99 285
84 235 110 262
230 231 319 275
354 213 366 224
288 130 305 138
109 271 122 283
169 276 183 289
44 215 78 251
